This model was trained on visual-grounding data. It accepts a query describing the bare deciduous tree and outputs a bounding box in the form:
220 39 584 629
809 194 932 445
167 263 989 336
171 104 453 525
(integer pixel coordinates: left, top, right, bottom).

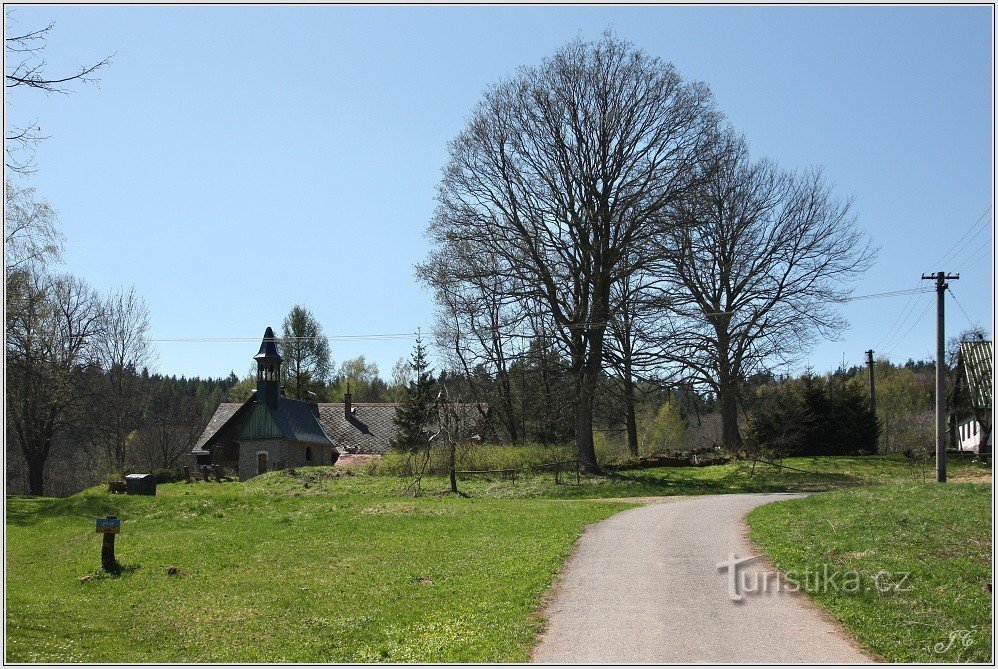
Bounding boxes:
4 11 113 173
136 381 206 469
426 33 720 470
659 132 877 451
6 271 104 494
90 286 153 470
418 243 528 443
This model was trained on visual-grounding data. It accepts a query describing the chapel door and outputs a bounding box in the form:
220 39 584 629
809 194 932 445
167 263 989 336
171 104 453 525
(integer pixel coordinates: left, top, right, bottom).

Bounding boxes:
257 452 268 475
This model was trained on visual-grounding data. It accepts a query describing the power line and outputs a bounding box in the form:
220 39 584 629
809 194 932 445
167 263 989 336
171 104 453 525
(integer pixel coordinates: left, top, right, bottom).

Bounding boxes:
843 287 932 302
932 205 993 268
881 297 934 358
957 240 993 272
150 289 933 345
150 333 418 343
874 288 926 351
874 206 991 353
947 286 977 329
933 219 992 271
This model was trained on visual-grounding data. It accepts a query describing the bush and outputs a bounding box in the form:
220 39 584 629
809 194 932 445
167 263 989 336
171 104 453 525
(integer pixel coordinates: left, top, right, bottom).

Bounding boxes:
369 443 577 477
746 374 879 457
148 468 187 484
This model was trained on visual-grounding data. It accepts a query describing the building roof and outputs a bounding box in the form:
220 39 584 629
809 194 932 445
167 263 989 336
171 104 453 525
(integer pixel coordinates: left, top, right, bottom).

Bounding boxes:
319 403 400 455
192 394 333 455
268 400 333 445
193 399 251 452
958 340 993 411
193 400 488 456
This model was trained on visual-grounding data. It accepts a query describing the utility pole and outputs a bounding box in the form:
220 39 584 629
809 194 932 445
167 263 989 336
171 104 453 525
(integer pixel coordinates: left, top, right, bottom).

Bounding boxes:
922 271 959 483
866 349 877 451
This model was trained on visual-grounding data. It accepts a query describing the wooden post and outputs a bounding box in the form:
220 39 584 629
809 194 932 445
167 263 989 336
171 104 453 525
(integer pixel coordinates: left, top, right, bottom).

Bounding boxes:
97 515 120 573
102 533 116 572
183 466 191 482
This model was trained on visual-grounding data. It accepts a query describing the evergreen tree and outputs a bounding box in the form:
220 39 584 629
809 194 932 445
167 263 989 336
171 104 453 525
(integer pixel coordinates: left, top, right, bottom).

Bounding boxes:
391 335 437 453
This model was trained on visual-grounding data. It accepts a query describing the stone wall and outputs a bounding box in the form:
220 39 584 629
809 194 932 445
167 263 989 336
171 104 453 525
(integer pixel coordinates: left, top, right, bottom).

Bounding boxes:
238 439 336 481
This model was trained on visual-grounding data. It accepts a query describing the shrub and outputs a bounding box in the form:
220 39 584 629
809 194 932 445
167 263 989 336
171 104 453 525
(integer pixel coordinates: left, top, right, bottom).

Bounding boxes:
148 468 187 484
370 443 577 477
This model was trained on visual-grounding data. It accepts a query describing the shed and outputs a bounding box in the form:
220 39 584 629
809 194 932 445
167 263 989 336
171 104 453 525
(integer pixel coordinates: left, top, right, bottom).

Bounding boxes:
125 473 157 496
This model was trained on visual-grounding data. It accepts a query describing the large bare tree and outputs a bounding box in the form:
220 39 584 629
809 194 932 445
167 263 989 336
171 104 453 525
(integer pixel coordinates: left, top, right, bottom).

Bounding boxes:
6 271 103 494
426 34 719 470
659 132 876 451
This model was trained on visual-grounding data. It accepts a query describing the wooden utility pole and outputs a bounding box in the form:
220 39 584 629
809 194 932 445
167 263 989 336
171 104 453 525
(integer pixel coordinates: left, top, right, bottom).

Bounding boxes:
866 349 878 453
922 271 959 483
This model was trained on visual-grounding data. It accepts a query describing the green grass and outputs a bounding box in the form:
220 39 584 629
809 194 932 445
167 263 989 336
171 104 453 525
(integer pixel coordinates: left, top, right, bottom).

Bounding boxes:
372 452 990 500
6 454 991 662
747 483 993 663
6 472 630 662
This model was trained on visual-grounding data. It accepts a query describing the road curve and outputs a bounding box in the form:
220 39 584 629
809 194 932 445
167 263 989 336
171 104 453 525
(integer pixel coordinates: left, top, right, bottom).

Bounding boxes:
531 493 872 664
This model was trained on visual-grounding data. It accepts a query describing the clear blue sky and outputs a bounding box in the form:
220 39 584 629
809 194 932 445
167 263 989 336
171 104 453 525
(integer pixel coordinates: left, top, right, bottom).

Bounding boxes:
7 5 994 381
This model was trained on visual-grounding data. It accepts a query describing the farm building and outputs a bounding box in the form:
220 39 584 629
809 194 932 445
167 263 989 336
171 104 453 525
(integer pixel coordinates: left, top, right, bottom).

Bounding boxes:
192 328 490 478
950 338 993 455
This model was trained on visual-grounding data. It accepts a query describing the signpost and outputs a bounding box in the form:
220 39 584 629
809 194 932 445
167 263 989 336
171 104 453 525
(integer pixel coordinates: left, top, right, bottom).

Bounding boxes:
96 515 120 572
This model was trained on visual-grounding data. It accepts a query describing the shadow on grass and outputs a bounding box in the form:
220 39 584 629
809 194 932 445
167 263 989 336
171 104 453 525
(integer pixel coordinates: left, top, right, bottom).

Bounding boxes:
78 562 141 582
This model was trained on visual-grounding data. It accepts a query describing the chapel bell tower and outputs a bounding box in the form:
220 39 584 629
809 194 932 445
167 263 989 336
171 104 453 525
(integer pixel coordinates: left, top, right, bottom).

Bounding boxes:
254 326 282 408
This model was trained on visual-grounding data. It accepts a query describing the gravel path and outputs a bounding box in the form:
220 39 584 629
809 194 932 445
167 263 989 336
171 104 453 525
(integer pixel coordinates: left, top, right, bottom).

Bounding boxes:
531 493 872 663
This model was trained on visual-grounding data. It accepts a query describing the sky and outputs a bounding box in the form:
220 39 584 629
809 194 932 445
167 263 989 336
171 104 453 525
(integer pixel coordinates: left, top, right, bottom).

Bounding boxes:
5 5 994 382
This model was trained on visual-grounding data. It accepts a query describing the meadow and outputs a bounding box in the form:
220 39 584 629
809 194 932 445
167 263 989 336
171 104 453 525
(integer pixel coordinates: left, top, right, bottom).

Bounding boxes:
5 452 991 662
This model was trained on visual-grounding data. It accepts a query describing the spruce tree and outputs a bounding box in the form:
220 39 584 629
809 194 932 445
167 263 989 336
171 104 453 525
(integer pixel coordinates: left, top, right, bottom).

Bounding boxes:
391 334 437 453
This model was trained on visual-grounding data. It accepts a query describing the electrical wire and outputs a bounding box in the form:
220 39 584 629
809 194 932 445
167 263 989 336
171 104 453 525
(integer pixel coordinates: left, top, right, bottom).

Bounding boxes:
843 287 932 302
947 287 978 329
957 240 993 273
873 287 926 351
873 206 991 353
880 296 934 358
932 206 993 269
150 289 933 345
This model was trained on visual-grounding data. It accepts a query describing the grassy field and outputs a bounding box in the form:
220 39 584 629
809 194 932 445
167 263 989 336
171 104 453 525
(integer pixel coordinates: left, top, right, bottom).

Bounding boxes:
5 474 630 662
6 453 991 662
380 451 991 500
747 483 993 663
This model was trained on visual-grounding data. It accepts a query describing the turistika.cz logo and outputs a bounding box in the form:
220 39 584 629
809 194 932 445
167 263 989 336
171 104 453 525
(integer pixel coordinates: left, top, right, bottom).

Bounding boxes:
715 554 913 602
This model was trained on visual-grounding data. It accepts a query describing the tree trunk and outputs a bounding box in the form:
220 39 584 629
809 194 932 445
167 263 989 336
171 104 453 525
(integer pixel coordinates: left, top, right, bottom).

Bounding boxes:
497 369 518 444
26 455 45 496
573 335 603 473
574 378 598 472
623 373 638 457
718 373 741 453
